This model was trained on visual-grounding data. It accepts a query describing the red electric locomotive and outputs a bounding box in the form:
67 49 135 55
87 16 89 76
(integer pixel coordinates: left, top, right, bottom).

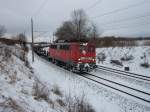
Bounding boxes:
48 41 96 72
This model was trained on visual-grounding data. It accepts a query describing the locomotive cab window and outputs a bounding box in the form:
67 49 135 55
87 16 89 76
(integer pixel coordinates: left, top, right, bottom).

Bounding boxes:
50 45 57 49
80 44 87 52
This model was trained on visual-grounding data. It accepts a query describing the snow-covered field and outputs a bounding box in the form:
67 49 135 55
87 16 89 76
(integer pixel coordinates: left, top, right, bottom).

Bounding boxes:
96 46 150 76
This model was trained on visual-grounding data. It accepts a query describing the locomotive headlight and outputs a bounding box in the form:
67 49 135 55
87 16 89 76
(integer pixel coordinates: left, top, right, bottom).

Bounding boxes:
78 58 81 61
92 58 96 61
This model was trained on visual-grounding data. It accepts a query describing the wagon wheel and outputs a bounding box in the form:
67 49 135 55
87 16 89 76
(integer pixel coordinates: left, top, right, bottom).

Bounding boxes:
70 66 76 73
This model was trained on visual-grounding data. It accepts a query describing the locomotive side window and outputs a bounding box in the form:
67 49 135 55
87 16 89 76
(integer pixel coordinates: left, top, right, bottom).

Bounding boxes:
65 45 70 50
59 45 70 50
80 45 86 51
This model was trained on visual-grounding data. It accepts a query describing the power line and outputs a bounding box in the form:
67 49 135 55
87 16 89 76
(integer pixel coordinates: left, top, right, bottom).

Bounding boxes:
103 21 150 30
99 12 150 26
34 31 50 37
32 0 48 18
31 18 34 62
34 30 49 33
91 0 149 19
85 0 103 11
102 21 150 31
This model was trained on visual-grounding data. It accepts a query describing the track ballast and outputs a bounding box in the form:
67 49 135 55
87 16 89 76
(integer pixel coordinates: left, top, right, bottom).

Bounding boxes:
77 72 150 104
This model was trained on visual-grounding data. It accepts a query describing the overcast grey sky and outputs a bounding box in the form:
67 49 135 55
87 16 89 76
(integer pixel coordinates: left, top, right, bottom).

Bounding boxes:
0 0 150 37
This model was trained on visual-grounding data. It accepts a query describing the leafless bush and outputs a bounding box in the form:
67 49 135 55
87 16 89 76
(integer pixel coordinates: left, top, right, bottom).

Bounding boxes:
65 94 95 112
110 60 123 67
52 84 63 97
5 47 12 58
56 99 66 107
1 47 12 62
8 73 17 84
140 62 149 68
25 59 31 69
0 63 5 72
97 53 106 63
140 52 149 68
0 98 25 112
13 33 29 52
32 79 50 101
14 49 28 63
48 99 55 109
121 55 134 61
17 50 26 61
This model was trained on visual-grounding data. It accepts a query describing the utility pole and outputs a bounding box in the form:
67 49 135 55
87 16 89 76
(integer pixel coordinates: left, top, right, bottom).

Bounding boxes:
23 30 26 36
31 18 34 62
53 33 54 43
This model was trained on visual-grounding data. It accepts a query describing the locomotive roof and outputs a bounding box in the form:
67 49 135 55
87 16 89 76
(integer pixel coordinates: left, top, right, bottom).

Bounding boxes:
52 42 89 45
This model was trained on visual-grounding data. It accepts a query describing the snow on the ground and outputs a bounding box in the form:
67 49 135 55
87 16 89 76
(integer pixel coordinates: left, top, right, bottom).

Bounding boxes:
96 46 150 76
28 50 150 112
2 43 149 112
0 44 67 112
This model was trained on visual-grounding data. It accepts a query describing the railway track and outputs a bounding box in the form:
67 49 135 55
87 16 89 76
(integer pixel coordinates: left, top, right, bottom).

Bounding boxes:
97 65 150 82
34 50 150 104
77 72 150 104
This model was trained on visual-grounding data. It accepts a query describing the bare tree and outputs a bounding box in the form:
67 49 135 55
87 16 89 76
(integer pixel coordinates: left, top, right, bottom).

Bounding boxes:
55 9 100 42
55 21 75 40
0 25 6 37
13 33 28 52
71 9 88 40
88 23 99 39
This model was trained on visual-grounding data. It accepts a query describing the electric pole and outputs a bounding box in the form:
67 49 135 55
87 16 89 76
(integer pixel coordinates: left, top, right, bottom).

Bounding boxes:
31 18 34 62
53 33 54 43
